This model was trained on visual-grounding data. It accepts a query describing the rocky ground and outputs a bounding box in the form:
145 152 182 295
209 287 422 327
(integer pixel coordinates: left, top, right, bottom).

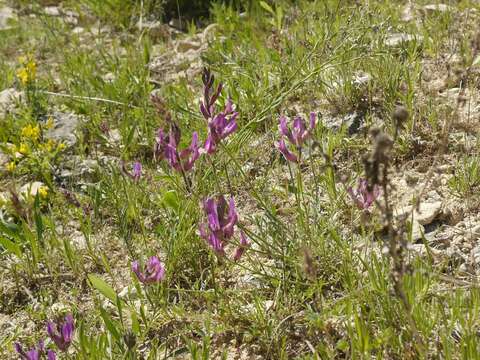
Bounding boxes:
1 1 480 359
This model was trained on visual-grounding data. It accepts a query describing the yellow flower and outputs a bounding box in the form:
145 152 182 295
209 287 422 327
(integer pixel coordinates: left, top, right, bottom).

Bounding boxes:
43 139 56 152
38 186 48 198
21 124 40 141
46 117 54 129
16 57 36 85
26 60 36 78
19 143 30 155
5 161 16 172
17 68 29 85
57 143 66 151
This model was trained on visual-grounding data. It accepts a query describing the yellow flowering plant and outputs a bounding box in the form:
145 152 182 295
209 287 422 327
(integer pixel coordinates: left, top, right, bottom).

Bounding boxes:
16 55 37 86
3 119 66 180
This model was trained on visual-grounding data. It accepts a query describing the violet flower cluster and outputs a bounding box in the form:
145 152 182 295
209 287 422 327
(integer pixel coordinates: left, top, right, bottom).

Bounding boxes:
199 196 249 261
200 68 238 154
132 256 165 285
153 68 238 172
46 314 75 352
276 112 317 163
154 124 200 173
15 341 56 360
15 314 75 360
347 178 381 211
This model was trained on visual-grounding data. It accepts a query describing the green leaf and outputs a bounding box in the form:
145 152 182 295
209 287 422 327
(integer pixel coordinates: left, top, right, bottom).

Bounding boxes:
162 190 179 211
259 1 275 15
0 235 22 257
99 307 124 348
88 274 117 303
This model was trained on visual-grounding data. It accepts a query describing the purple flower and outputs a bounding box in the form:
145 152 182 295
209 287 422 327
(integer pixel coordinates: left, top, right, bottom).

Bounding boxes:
132 162 142 181
203 101 238 154
199 68 238 155
154 128 168 161
200 67 223 121
276 112 317 162
277 139 298 163
121 161 142 182
132 256 165 284
47 351 56 360
15 340 44 360
46 314 75 352
232 231 250 262
347 178 381 210
199 196 249 260
165 131 200 172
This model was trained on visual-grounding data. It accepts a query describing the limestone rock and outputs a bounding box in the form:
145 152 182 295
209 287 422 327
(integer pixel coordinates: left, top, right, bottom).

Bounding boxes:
422 4 453 15
385 33 423 47
0 88 23 114
46 111 82 147
0 6 16 30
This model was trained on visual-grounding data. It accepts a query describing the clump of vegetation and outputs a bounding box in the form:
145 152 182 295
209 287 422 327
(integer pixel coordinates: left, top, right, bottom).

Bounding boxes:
2 0 480 358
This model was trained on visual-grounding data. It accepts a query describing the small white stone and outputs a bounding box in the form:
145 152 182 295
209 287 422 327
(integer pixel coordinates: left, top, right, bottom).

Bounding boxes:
423 4 453 14
44 6 61 16
385 33 422 47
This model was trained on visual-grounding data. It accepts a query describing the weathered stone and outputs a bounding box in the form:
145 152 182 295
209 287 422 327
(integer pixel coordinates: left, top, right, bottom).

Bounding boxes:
0 6 16 30
423 4 453 15
385 33 423 47
44 6 61 16
46 111 82 147
0 88 22 113
395 201 442 226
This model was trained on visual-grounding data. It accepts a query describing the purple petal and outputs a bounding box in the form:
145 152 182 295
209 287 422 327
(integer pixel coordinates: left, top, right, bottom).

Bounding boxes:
208 233 224 254
232 231 250 262
132 162 142 181
203 134 216 154
279 115 294 144
222 197 238 239
46 322 56 338
131 261 145 283
61 314 74 343
25 349 41 360
14 343 24 356
277 140 298 163
204 198 221 231
47 350 57 360
224 98 234 114
146 256 165 283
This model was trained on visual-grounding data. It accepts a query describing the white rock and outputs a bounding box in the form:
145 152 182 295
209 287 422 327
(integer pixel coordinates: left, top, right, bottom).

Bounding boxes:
400 4 415 22
70 230 87 249
395 201 442 226
0 6 16 30
46 111 82 147
423 4 453 14
63 10 78 25
385 33 423 47
0 88 22 113
72 27 84 34
0 151 8 166
44 6 60 16
119 285 138 300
